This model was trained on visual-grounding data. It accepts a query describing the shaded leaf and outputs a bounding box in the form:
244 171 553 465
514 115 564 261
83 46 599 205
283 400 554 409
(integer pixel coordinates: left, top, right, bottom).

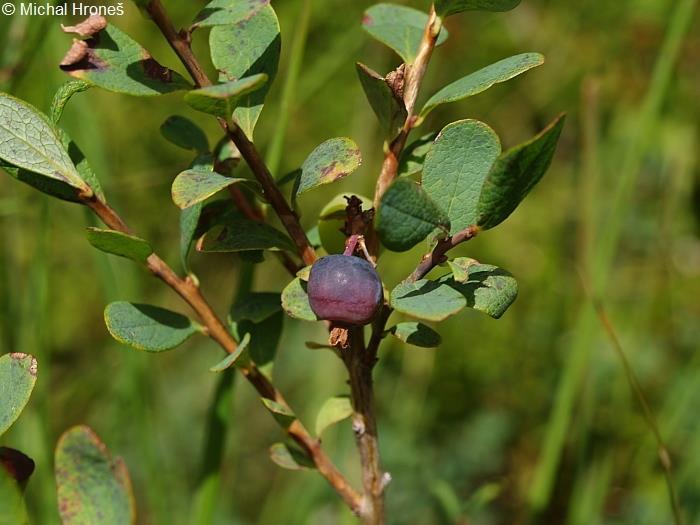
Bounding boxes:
376 178 449 252
477 114 565 229
55 425 135 525
315 396 353 436
193 0 270 27
0 93 89 193
390 279 465 322
261 398 295 429
398 132 436 177
0 447 35 486
180 203 203 274
209 333 250 372
198 219 295 252
60 23 191 96
184 74 268 119
0 353 37 437
269 442 315 470
210 6 280 137
86 228 152 263
281 278 317 321
172 167 251 209
231 311 283 373
362 4 448 63
438 264 518 318
423 120 501 233
104 302 199 352
435 0 521 17
390 322 441 347
297 138 362 196
160 116 209 153
230 292 281 323
50 80 91 123
356 63 406 139
421 53 544 118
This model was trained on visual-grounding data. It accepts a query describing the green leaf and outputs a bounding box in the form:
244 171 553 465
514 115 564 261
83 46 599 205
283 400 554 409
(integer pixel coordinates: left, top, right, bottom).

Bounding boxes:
55 425 135 525
209 333 250 372
172 167 252 209
438 264 518 318
61 131 105 202
178 155 214 273
269 442 315 471
184 74 268 119
261 398 295 429
160 116 209 153
0 468 29 525
193 0 270 27
0 354 37 437
390 279 465 322
86 228 153 263
389 322 441 347
297 138 362 196
199 219 295 252
315 396 353 437
435 0 521 17
281 278 317 321
423 120 501 234
398 132 437 177
362 4 449 63
0 93 89 193
50 80 91 123
317 193 373 255
231 311 283 373
376 178 450 252
447 257 479 282
356 63 406 139
477 114 565 229
420 53 544 118
104 302 199 352
230 292 281 323
60 23 190 96
210 5 280 137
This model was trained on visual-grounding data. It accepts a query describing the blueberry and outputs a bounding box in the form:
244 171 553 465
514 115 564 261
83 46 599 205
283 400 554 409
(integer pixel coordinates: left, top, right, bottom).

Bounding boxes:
307 254 383 325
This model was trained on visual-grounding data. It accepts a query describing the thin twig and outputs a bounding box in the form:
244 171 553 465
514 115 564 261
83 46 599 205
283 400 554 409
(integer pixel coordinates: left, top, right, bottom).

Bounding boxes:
83 194 362 514
407 225 480 283
590 296 683 525
146 0 317 267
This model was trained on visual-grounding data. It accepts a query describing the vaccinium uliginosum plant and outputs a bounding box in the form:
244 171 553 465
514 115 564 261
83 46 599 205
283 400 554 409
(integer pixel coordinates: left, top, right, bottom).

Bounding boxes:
0 0 563 522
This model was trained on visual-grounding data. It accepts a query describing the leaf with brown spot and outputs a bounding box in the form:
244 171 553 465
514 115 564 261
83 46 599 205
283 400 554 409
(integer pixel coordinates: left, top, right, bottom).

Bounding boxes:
0 353 38 437
59 24 191 96
61 15 107 38
296 138 362 196
55 425 136 525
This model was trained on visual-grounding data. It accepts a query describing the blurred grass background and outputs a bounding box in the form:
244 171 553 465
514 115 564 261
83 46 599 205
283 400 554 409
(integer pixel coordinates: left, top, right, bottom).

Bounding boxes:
1 0 699 523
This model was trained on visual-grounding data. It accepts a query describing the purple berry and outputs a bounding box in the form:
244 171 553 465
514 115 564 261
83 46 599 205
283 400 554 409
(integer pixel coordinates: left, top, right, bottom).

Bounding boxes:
307 254 383 325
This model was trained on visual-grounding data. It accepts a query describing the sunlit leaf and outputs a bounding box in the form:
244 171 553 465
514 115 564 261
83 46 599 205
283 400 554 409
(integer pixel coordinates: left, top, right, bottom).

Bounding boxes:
281 278 317 321
50 80 91 123
438 264 518 318
193 0 270 27
297 138 362 196
315 396 353 436
184 74 268 119
390 279 465 322
389 322 441 347
171 167 252 209
0 353 37 437
435 0 521 17
86 228 153 263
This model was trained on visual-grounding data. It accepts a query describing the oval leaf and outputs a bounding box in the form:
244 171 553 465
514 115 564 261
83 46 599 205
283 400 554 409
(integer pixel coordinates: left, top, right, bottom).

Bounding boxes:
60 23 191 96
435 0 521 17
0 354 37 437
315 396 353 437
198 219 295 252
362 4 449 64
269 442 315 471
104 302 199 352
0 93 88 192
390 322 442 347
421 53 544 118
209 333 250 372
261 398 295 429
184 74 268 119
86 228 153 263
438 264 518 318
477 114 565 229
210 6 280 137
390 279 465 322
297 138 362 196
423 120 501 234
160 116 209 153
193 0 270 27
375 178 450 252
281 278 317 321
55 425 135 525
356 63 406 139
172 167 251 209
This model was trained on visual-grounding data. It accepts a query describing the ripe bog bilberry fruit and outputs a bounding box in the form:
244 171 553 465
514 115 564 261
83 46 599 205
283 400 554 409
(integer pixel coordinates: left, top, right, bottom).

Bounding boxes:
307 254 383 325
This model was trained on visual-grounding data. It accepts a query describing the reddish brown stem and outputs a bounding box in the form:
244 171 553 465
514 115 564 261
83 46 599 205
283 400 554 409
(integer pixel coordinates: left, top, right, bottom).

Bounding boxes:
83 194 361 513
407 225 480 283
